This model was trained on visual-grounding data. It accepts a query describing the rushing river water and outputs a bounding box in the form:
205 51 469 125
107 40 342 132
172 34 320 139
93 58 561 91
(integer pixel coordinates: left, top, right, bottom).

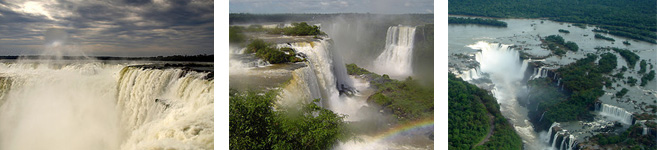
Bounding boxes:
0 60 214 150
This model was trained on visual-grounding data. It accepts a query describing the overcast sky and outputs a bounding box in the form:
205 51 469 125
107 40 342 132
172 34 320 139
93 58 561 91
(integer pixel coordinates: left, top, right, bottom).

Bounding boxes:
0 0 213 56
230 0 433 14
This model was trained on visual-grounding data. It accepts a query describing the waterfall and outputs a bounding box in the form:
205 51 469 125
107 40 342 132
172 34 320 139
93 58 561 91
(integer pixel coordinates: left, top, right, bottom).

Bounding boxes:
117 67 214 149
557 78 561 86
644 127 649 135
279 66 323 106
460 67 482 81
0 63 125 150
599 104 633 124
546 122 559 143
279 40 353 94
551 131 561 149
469 41 547 149
530 67 550 80
373 26 416 78
279 40 366 121
560 135 567 150
0 63 214 150
539 111 546 122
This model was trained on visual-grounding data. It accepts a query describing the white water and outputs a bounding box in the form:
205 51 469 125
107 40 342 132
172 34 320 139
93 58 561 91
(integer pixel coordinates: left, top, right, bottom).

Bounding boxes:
272 39 433 149
468 41 550 149
279 66 323 106
0 62 214 150
278 40 363 120
460 67 482 81
530 67 550 80
374 26 416 78
599 103 633 124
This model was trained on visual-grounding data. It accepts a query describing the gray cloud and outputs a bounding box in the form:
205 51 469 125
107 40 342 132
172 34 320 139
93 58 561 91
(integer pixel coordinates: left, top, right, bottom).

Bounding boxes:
0 0 213 56
229 0 433 14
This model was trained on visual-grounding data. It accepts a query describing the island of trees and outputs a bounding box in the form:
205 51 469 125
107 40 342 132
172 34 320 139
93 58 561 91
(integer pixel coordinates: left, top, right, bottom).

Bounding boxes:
448 17 508 27
542 35 578 56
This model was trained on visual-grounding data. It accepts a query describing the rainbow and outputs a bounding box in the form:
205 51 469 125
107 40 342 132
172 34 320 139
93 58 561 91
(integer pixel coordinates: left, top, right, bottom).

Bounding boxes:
372 117 434 141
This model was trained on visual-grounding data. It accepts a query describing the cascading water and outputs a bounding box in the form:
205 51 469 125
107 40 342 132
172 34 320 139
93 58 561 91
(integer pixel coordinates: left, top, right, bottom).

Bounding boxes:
460 67 482 81
373 26 416 78
0 62 214 150
530 67 550 80
278 66 323 106
277 40 365 120
468 41 551 149
599 103 633 124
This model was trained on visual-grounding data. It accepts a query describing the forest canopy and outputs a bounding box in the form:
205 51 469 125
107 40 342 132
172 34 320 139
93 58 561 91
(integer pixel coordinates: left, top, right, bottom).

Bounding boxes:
449 0 657 43
448 74 522 150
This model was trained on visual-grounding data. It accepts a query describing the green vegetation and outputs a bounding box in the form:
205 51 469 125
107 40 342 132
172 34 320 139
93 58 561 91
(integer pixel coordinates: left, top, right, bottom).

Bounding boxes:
346 63 371 76
268 22 324 36
449 74 522 150
558 29 570 33
564 41 578 52
346 64 433 122
530 54 619 127
543 35 578 55
245 39 303 64
593 26 657 44
598 53 617 73
448 0 657 43
609 48 641 68
595 33 616 42
448 17 507 27
229 90 353 150
545 35 565 44
627 76 638 87
641 70 655 86
639 60 647 74
526 78 568 124
616 88 629 98
229 26 246 44
572 23 587 29
623 41 631 45
591 124 656 149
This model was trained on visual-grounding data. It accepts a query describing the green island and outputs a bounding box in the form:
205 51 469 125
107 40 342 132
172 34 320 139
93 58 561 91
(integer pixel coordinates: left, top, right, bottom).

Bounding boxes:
448 17 508 27
346 64 433 122
230 22 324 44
542 35 578 56
595 33 616 42
590 124 657 149
448 74 523 150
244 39 304 64
449 0 657 43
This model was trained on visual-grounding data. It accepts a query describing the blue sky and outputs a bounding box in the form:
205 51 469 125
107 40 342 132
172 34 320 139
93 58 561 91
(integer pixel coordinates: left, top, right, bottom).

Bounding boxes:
230 0 434 14
0 0 213 56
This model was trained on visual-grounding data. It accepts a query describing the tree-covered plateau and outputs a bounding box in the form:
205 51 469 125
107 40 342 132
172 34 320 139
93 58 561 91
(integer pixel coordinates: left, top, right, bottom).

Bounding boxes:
448 74 522 150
